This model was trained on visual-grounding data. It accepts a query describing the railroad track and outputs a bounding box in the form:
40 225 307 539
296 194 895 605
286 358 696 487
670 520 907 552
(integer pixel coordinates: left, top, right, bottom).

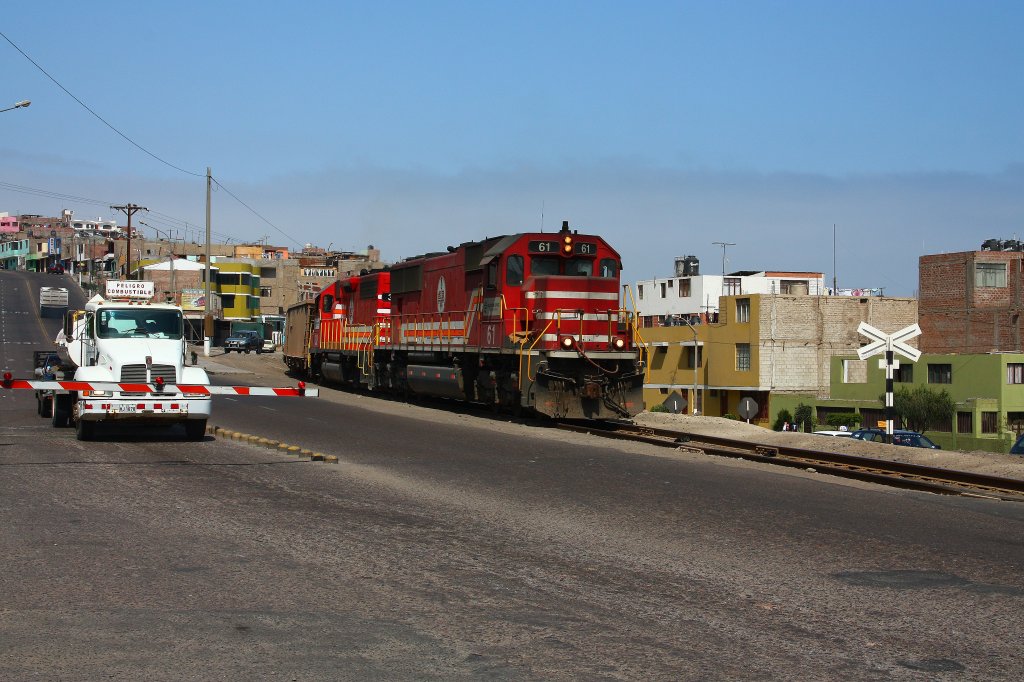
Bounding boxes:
556 420 1024 501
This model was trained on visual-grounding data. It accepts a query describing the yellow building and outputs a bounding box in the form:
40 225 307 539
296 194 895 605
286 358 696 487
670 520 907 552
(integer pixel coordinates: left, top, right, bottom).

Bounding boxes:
643 293 918 425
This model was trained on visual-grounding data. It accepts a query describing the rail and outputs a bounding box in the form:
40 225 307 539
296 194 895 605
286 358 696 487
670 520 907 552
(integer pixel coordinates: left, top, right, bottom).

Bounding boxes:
556 421 1024 500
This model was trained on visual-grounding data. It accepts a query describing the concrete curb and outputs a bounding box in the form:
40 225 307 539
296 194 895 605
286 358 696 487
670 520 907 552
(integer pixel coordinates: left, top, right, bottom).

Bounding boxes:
207 424 336 463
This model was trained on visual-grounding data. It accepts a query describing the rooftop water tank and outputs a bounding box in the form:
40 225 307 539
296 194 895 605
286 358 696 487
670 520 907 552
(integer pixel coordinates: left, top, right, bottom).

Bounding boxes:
674 255 700 277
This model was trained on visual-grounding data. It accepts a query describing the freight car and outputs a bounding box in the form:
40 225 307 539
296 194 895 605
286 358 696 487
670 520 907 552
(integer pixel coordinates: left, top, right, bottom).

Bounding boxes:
286 221 646 419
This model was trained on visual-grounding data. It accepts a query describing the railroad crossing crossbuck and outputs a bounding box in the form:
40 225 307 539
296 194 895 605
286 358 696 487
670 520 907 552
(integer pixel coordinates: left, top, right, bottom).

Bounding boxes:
856 322 922 443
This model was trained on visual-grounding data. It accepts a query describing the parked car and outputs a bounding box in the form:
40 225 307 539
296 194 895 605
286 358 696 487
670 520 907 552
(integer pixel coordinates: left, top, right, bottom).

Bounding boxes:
261 338 277 353
850 428 941 449
813 430 853 437
47 264 64 274
223 330 262 354
1010 433 1024 455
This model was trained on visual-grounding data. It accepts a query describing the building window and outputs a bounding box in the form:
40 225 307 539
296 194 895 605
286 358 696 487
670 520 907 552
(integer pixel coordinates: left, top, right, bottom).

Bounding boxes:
975 262 1007 288
842 359 867 384
685 346 702 369
956 411 973 434
893 364 913 383
928 364 952 384
220 294 235 309
981 412 998 434
638 285 643 300
260 267 277 279
260 286 273 297
736 298 750 323
1008 364 1024 384
660 282 667 298
930 414 952 432
736 343 751 371
724 277 741 295
678 278 690 297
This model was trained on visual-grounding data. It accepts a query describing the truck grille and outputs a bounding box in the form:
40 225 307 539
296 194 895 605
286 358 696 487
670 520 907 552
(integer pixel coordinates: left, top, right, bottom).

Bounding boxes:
120 364 177 390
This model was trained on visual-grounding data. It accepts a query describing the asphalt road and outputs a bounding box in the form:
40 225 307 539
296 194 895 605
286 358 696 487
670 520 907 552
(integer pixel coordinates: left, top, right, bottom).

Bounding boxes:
2 271 1023 680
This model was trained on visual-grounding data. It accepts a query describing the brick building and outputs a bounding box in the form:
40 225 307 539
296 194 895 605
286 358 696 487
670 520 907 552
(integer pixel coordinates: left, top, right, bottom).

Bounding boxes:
919 249 1022 353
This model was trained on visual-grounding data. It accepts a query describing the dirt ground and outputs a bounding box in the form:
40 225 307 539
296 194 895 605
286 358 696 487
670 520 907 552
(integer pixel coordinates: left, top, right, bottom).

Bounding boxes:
635 412 1024 480
200 347 1024 482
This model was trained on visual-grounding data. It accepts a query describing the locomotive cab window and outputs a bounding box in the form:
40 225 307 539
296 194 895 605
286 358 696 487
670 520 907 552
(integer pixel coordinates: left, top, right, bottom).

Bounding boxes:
321 294 334 313
487 260 499 289
506 255 524 286
565 258 593 276
599 258 618 278
531 256 559 276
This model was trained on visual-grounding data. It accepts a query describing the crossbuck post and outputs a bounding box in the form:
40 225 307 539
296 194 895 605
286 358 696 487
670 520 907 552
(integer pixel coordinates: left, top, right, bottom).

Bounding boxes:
856 323 922 445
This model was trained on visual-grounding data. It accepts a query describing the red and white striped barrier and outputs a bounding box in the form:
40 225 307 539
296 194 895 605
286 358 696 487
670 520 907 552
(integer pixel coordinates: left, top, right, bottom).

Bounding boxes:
1 373 317 397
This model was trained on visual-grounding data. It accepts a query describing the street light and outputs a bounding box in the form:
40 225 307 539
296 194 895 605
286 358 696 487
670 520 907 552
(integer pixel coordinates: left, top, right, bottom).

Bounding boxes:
0 100 31 113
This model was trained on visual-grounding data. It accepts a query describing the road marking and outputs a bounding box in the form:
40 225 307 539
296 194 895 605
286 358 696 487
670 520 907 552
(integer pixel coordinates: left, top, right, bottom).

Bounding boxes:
259 405 277 411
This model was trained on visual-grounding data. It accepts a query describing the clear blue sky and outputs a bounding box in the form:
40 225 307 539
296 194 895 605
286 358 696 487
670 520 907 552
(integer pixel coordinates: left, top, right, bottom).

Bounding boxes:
3 1 1022 295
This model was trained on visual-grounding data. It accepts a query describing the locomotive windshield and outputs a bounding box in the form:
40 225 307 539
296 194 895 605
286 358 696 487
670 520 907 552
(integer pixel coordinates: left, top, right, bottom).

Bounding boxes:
529 255 604 277
565 258 593 276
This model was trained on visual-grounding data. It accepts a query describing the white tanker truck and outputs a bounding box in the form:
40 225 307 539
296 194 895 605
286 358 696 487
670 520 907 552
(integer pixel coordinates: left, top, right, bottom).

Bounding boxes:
40 280 212 441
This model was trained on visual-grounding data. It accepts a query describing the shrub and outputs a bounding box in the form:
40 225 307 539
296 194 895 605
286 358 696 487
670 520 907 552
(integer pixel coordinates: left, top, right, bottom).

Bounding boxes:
773 409 794 431
649 403 669 413
723 413 739 420
825 412 861 430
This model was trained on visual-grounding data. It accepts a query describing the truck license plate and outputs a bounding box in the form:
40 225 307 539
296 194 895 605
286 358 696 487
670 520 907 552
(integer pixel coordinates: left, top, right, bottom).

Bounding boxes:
115 405 137 413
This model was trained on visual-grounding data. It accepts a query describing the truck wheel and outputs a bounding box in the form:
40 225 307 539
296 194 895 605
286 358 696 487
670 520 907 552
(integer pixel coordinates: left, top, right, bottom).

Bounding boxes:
245 350 251 354
256 348 262 354
184 420 207 441
51 395 71 428
76 420 95 441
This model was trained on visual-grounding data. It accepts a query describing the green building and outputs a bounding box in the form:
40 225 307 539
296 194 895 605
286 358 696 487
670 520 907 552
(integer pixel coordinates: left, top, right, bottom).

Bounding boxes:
772 352 1024 453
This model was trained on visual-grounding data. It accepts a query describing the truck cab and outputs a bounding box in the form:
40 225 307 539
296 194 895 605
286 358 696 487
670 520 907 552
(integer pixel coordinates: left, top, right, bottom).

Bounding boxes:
54 283 211 440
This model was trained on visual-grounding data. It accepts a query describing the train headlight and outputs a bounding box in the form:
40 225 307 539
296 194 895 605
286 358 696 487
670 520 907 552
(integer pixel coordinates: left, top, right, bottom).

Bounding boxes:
612 337 626 349
82 390 111 397
562 234 573 254
560 336 575 349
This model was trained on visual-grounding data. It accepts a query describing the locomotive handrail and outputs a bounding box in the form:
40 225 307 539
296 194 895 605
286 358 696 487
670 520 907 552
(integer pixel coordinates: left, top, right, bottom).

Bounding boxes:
620 286 650 381
497 294 530 346
522 319 555 381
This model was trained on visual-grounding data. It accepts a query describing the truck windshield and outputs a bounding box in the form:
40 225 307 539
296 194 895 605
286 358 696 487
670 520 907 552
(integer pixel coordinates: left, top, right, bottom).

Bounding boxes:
97 309 183 339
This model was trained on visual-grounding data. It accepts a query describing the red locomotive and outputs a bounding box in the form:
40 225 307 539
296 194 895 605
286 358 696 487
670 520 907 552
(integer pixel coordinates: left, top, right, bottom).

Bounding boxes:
284 221 646 419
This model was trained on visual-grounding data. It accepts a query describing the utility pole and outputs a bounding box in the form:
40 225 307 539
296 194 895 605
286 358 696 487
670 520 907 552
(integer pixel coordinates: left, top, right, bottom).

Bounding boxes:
832 224 837 295
110 203 147 280
204 167 213 356
712 241 735 298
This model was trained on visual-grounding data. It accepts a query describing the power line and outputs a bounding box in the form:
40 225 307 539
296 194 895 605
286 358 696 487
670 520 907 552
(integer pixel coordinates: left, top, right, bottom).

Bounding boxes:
211 177 304 249
1 31 303 250
1 31 204 178
0 180 235 242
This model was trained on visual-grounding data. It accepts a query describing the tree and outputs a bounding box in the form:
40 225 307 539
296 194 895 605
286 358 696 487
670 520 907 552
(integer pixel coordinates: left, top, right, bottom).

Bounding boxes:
793 403 814 433
773 409 793 431
891 385 955 433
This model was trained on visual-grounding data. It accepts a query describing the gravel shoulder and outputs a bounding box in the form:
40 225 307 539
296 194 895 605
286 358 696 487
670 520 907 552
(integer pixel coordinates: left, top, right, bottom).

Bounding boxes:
198 348 1024 482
